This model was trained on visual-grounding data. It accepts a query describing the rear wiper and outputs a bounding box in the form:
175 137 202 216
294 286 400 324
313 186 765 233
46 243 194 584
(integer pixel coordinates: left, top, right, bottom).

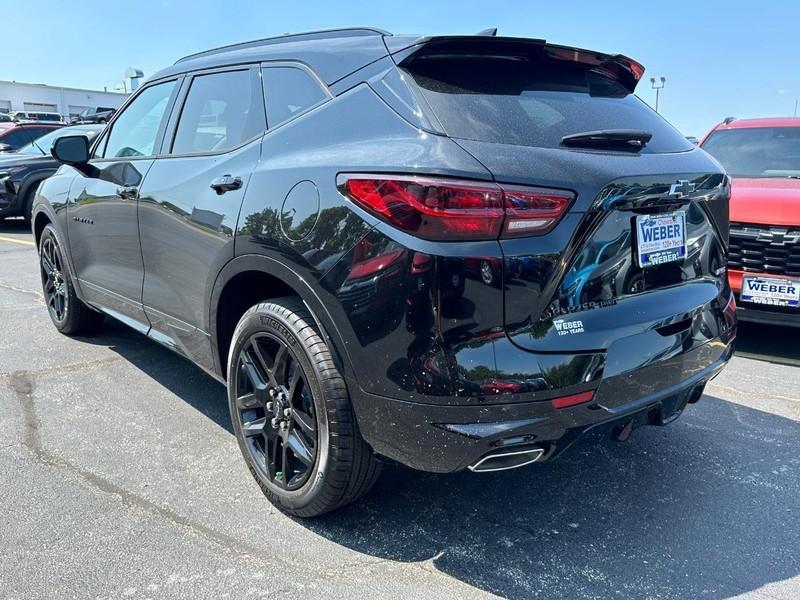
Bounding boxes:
561 129 653 150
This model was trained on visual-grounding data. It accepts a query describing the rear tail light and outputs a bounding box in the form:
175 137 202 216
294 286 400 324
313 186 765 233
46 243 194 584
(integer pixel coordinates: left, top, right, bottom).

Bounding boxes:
503 186 574 236
338 174 574 241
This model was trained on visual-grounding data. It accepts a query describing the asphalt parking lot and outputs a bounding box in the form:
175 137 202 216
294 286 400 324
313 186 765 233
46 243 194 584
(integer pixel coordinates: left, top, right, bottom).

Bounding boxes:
1 218 798 600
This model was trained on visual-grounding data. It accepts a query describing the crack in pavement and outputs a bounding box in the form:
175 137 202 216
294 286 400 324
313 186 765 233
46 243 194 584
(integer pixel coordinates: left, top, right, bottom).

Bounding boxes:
6 369 417 584
0 355 132 380
0 281 44 304
8 370 281 566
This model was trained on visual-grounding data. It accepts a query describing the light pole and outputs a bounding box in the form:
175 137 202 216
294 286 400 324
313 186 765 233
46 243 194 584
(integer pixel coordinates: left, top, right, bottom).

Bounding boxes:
650 76 666 113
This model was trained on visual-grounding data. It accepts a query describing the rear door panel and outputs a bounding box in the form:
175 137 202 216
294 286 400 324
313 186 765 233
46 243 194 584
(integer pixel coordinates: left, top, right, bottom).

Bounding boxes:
137 142 259 366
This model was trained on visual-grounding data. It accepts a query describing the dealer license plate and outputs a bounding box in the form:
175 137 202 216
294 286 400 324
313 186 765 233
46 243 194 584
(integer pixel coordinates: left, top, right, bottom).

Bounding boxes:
635 212 686 268
741 276 800 308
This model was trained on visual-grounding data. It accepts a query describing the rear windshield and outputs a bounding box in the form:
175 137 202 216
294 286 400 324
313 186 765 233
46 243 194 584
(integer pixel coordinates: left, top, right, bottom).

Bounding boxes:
403 56 692 153
701 127 800 178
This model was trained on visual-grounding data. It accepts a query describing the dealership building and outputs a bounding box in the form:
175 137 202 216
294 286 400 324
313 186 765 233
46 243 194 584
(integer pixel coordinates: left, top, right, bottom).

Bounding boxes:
0 80 129 120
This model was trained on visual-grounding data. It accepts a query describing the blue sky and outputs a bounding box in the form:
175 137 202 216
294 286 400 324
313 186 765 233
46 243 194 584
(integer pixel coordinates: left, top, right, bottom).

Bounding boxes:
5 0 798 136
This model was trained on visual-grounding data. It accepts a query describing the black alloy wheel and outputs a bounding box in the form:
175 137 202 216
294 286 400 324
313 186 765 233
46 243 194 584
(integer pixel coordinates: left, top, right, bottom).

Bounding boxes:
38 224 104 335
40 235 67 323
227 298 381 516
233 333 318 490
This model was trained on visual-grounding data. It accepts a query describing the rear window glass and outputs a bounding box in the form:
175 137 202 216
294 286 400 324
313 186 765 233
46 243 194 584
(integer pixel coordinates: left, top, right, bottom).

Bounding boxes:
701 127 800 178
172 69 265 154
262 66 328 128
403 56 692 153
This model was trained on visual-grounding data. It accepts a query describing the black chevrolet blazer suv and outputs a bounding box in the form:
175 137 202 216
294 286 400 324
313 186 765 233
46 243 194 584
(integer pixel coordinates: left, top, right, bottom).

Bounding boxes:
32 28 736 516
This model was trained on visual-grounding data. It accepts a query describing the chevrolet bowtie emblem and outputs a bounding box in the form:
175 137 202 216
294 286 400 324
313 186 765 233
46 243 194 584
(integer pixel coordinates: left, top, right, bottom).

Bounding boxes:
668 180 696 198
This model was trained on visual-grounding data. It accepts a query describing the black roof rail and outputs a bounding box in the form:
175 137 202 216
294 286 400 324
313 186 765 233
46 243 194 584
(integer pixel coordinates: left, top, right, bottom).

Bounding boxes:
175 27 391 65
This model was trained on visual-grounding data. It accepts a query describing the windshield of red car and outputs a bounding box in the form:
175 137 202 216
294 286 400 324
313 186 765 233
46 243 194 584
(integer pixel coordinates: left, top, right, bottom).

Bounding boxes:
702 126 800 178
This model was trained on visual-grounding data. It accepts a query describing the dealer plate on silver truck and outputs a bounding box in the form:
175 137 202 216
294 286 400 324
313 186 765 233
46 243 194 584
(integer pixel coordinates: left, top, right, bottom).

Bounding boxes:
741 276 800 308
635 212 686 268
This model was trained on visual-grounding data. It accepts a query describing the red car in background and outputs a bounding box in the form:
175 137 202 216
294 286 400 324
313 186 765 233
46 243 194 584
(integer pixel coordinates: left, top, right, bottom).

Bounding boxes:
701 117 800 326
0 122 63 153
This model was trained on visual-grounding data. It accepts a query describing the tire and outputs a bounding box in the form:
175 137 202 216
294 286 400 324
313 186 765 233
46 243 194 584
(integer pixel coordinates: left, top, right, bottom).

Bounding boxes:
21 186 36 224
227 297 381 517
625 272 645 294
39 224 104 335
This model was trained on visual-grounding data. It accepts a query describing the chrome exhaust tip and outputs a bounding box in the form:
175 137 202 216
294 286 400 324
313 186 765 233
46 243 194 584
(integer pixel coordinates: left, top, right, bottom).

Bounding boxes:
468 447 545 473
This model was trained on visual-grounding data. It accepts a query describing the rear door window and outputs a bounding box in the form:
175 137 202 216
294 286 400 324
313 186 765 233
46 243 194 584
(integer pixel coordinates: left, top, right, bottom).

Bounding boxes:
171 69 266 154
262 66 328 128
403 56 692 153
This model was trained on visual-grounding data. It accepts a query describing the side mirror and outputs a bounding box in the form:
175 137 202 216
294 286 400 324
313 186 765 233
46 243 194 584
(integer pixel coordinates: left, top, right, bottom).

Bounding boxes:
0 143 13 152
51 135 90 165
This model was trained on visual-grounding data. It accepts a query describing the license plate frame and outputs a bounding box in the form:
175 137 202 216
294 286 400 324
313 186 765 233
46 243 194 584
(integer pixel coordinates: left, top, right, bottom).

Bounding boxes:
635 211 687 268
741 276 800 308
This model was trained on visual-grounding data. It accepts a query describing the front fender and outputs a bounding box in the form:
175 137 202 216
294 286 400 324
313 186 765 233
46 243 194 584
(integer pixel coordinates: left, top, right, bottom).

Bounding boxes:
31 167 76 243
31 170 90 304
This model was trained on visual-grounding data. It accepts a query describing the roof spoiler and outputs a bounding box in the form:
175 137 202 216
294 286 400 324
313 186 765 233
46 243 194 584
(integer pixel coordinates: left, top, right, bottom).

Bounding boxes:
388 36 645 93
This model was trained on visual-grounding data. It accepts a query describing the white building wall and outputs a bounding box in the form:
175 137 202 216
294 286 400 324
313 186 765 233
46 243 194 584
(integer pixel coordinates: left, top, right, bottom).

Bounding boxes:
0 81 128 118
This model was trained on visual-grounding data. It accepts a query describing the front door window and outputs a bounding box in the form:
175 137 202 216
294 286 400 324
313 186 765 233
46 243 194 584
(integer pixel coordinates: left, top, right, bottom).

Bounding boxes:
98 80 176 159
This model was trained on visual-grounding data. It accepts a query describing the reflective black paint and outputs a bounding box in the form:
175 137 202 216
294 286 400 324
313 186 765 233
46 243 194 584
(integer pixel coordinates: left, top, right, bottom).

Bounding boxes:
67 158 152 332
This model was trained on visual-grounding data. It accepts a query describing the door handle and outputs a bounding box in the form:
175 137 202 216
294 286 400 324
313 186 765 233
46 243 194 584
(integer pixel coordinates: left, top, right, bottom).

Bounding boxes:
116 186 138 200
210 175 243 195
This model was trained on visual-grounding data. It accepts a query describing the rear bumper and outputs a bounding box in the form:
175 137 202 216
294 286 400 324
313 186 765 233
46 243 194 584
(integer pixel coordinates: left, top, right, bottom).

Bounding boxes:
736 304 800 327
352 334 734 473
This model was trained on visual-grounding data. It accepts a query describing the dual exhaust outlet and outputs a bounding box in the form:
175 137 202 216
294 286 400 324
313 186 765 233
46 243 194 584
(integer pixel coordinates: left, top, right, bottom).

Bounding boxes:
468 446 545 473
